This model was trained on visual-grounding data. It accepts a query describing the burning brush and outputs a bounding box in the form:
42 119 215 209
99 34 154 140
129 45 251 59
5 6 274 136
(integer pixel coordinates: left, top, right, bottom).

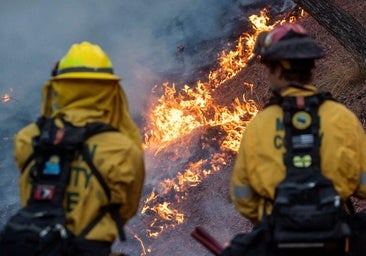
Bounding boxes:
124 8 307 255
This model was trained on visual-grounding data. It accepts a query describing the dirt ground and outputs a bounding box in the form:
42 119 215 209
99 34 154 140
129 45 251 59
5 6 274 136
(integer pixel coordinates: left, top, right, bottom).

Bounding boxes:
201 0 366 248
121 2 366 254
218 0 366 129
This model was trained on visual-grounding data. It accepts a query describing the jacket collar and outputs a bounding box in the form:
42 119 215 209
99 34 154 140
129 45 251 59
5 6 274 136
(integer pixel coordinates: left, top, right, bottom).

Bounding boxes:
280 84 318 97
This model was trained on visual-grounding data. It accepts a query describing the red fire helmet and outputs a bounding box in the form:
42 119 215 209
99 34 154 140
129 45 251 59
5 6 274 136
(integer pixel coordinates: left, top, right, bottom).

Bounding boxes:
253 22 325 62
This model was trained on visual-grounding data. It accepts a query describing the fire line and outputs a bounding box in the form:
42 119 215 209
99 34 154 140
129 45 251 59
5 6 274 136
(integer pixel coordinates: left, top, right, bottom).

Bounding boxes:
136 8 305 254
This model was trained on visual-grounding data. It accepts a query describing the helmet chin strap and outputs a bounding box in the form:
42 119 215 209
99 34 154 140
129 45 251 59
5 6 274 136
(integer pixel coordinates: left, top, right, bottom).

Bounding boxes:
270 86 282 96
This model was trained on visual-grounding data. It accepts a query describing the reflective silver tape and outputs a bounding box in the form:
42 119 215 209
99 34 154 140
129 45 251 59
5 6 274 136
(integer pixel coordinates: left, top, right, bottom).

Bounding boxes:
360 172 366 186
233 185 253 199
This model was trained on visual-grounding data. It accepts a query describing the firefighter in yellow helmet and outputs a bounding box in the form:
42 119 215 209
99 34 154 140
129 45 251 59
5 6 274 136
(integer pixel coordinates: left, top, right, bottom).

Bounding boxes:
14 41 145 255
221 23 366 256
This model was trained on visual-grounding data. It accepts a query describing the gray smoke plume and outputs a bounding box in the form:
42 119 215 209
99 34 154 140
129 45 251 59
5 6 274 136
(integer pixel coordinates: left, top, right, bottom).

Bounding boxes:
0 1 294 255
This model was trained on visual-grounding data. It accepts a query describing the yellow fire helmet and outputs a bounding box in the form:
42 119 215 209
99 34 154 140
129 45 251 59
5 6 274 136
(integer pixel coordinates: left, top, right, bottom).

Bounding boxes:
53 41 121 80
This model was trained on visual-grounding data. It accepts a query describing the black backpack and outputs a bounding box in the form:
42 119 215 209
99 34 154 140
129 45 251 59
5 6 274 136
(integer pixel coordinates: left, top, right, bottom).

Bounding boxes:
0 117 125 256
266 93 351 255
220 92 365 256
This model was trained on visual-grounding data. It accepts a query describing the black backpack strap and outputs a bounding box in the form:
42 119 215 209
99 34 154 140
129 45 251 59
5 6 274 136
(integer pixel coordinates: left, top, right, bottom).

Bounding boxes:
109 204 126 241
282 94 324 177
346 199 356 215
77 122 126 241
82 148 111 200
264 91 283 108
77 205 110 238
28 117 79 208
264 89 336 109
28 117 126 241
278 92 336 179
21 117 49 174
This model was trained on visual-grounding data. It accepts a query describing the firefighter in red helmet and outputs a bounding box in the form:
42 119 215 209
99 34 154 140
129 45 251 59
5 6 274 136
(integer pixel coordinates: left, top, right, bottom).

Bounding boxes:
221 23 366 256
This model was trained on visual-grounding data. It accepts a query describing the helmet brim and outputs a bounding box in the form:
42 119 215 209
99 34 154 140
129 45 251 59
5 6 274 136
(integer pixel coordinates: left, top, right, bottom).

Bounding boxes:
52 72 121 80
261 37 325 61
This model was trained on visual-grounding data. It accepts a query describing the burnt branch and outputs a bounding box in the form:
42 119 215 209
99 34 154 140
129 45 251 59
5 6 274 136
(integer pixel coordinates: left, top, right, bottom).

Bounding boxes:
294 0 366 60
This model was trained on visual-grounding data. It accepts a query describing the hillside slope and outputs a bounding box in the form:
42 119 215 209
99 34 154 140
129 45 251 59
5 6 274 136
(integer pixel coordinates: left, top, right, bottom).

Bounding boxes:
193 0 366 252
216 0 366 227
121 1 366 255
304 0 366 127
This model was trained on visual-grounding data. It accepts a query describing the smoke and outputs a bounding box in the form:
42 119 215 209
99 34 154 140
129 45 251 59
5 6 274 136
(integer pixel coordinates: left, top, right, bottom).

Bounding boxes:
0 0 294 254
0 0 293 119
0 0 249 223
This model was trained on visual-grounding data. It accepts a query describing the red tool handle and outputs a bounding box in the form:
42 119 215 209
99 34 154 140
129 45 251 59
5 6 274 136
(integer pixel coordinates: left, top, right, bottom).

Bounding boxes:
191 226 224 256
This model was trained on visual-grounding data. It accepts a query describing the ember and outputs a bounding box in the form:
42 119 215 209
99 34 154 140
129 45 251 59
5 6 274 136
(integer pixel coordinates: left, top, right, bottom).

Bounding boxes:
1 93 10 103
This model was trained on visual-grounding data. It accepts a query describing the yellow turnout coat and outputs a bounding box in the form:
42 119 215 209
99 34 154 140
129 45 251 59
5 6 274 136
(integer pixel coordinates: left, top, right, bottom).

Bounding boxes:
14 79 145 242
231 85 366 224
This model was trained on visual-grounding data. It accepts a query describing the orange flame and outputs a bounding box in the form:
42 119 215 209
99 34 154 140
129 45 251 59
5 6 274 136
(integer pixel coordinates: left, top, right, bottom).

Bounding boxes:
139 8 302 244
143 9 285 154
1 88 13 103
1 93 10 103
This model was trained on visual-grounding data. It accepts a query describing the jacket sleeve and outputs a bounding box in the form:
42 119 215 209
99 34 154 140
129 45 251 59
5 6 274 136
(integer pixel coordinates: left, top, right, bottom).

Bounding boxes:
13 123 40 206
230 133 261 224
13 123 39 171
105 135 145 224
120 144 145 223
354 121 366 199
